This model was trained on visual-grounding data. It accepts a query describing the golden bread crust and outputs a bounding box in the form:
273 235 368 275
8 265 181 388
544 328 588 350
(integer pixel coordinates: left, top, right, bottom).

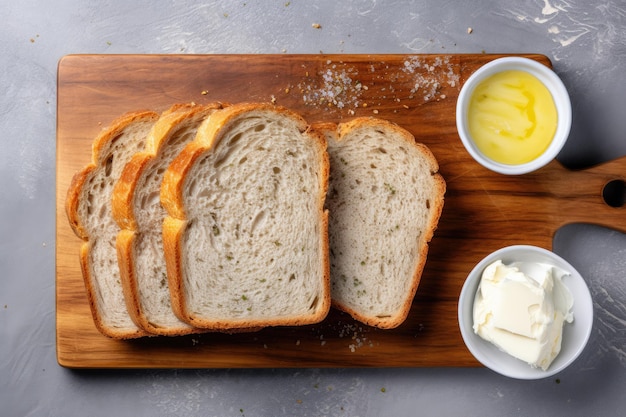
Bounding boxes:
111 103 225 336
65 110 158 339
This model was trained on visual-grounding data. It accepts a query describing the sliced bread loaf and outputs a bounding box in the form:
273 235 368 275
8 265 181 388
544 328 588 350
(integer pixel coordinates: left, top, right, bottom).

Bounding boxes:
322 117 445 329
66 110 159 339
111 103 224 336
161 103 331 330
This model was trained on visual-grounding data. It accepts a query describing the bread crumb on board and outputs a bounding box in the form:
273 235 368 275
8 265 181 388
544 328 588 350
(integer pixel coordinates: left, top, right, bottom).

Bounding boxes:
305 318 376 352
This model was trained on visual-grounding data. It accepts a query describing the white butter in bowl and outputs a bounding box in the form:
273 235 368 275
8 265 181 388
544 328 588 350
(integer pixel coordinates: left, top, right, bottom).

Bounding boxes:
458 245 593 379
473 260 574 371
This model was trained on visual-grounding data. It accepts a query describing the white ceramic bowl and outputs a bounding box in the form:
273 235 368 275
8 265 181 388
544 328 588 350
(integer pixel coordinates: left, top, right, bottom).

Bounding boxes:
456 57 572 175
458 245 593 379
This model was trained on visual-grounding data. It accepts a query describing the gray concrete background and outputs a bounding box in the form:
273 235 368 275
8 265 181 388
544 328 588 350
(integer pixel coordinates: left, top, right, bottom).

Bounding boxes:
2 1 625 415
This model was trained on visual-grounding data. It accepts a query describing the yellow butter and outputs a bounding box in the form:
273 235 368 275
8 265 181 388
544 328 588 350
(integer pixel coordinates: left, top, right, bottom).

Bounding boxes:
467 70 557 165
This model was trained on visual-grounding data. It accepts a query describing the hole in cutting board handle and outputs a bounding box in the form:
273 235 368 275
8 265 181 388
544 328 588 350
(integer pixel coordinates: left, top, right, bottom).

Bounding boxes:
602 179 626 207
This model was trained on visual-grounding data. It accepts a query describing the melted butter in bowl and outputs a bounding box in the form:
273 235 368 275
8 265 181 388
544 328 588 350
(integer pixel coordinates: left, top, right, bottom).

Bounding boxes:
467 70 558 165
456 57 571 175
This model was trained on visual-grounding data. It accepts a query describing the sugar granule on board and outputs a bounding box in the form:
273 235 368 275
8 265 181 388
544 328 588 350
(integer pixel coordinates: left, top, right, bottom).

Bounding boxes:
299 63 363 109
402 56 459 102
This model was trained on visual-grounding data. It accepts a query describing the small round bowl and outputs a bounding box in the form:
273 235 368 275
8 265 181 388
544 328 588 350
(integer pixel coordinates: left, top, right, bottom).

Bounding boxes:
458 245 593 379
456 57 572 175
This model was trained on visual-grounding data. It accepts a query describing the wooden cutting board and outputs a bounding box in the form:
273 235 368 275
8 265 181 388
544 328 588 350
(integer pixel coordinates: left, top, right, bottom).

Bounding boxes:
56 54 626 368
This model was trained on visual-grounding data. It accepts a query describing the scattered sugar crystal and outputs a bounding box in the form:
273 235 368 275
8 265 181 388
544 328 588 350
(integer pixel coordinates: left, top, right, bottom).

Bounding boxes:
402 55 459 102
298 56 459 112
298 62 362 110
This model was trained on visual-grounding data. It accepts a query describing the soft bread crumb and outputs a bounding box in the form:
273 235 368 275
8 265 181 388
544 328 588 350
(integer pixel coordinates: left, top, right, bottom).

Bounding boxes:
162 104 330 330
325 117 445 329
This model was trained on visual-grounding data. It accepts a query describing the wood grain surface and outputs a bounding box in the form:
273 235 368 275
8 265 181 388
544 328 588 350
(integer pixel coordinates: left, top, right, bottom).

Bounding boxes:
56 54 626 368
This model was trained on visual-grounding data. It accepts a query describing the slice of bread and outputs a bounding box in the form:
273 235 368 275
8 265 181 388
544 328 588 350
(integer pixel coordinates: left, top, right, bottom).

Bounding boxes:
111 103 224 336
161 103 331 330
321 117 445 329
66 110 159 339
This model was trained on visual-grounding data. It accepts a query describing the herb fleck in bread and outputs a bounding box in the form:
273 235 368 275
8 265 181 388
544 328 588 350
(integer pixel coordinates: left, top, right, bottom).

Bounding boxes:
111 103 224 336
322 117 445 329
161 103 331 330
66 110 159 339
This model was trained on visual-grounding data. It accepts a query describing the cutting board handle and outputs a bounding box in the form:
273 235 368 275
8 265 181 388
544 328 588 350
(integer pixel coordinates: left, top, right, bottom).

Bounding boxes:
552 155 626 234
